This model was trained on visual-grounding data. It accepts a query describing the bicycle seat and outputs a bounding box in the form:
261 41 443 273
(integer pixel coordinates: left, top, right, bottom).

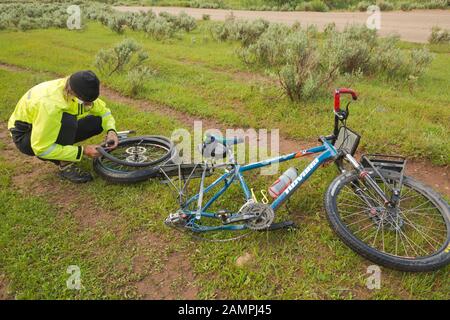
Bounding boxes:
205 134 244 146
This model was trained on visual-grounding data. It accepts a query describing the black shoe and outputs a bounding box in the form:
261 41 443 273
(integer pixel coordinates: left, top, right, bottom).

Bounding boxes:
58 163 93 183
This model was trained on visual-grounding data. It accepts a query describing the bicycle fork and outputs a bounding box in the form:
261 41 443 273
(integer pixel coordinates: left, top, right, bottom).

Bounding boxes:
345 154 391 206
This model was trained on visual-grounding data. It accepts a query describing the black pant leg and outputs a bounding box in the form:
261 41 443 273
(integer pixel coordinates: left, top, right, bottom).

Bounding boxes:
10 120 34 156
55 112 78 146
74 115 103 143
10 114 102 164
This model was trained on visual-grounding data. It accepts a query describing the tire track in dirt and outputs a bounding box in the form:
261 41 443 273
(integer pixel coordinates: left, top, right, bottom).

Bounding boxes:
1 62 448 197
0 126 198 299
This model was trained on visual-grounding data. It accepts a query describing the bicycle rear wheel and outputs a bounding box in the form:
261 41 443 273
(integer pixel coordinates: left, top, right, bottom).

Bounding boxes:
93 136 175 183
325 170 450 272
97 136 174 167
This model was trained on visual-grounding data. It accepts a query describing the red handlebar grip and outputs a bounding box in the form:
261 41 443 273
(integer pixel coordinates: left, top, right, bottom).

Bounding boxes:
334 88 358 112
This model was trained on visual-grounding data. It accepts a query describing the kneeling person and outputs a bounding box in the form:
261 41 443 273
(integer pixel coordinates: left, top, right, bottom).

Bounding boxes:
8 70 119 183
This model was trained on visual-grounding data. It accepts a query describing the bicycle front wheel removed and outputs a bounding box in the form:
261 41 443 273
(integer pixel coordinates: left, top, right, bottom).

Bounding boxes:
324 170 450 272
93 136 175 183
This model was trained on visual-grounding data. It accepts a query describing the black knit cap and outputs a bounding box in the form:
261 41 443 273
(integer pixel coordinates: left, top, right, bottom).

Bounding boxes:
69 70 100 102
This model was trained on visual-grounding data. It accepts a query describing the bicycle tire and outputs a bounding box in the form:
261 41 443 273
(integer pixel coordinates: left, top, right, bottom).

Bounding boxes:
93 135 175 183
97 135 174 167
324 170 450 272
93 158 160 183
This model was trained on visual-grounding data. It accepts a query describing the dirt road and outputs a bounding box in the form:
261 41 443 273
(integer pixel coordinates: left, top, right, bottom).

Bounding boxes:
115 6 450 43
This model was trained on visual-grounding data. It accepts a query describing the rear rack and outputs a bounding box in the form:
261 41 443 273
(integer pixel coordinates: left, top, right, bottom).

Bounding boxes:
360 154 407 204
361 154 406 173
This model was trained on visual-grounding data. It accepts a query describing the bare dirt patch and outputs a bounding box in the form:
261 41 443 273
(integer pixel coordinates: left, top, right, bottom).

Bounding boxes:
406 160 449 197
136 251 197 299
0 274 12 300
131 230 198 299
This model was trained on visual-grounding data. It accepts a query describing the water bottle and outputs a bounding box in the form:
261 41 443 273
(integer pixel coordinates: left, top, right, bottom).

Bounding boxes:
268 167 298 199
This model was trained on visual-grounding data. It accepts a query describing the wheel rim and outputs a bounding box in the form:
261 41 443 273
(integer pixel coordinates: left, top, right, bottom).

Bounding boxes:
97 139 171 172
335 175 449 259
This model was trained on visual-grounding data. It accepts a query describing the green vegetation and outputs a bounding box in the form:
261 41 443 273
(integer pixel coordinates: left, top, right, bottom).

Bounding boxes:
95 38 149 77
0 3 449 299
0 2 199 39
1 67 448 300
429 26 450 44
94 38 155 96
211 18 433 101
102 0 449 11
0 21 448 165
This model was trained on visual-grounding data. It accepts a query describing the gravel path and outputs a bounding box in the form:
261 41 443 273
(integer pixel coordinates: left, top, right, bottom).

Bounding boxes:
114 6 450 43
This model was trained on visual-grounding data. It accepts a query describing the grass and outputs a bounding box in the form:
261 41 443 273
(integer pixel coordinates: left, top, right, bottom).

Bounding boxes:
0 22 449 300
0 22 449 165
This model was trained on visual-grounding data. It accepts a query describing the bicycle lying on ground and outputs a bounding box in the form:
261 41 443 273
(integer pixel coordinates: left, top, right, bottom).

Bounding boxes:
94 89 450 272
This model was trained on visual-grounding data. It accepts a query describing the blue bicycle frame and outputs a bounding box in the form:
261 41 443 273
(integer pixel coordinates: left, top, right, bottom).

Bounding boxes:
181 137 339 232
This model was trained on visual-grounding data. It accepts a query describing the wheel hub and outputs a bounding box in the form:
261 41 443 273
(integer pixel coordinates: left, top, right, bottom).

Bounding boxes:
125 146 148 163
370 206 403 231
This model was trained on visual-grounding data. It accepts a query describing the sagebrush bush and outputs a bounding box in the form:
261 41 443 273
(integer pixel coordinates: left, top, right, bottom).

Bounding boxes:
0 2 92 31
278 30 337 101
423 0 448 9
210 16 270 47
400 2 413 10
125 66 154 97
323 22 336 35
213 18 434 101
236 19 271 47
238 23 292 66
100 10 197 39
107 15 127 34
94 38 149 77
159 11 197 32
0 2 198 40
429 26 450 44
323 25 378 74
377 0 394 11
145 17 176 40
373 36 433 80
356 1 371 11
310 0 330 11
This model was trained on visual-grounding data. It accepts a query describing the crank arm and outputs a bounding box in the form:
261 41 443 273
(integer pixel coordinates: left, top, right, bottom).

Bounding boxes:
258 220 296 231
223 214 257 225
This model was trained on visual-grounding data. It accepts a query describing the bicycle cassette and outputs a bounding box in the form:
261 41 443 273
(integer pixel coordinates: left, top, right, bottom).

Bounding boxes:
241 202 275 230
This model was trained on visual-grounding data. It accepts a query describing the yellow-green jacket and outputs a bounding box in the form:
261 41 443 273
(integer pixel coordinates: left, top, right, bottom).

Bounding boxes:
8 77 116 162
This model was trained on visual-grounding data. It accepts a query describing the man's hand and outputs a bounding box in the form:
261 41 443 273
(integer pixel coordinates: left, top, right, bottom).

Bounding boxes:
83 145 102 158
105 130 119 150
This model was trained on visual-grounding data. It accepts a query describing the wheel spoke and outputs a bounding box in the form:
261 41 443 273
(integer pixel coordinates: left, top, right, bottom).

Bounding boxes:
335 172 448 260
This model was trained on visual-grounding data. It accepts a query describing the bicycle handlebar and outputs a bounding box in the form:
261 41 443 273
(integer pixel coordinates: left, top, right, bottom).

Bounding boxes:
334 88 358 113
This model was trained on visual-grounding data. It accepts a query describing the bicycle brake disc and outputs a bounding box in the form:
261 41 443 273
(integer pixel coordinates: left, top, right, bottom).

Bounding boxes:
241 202 275 231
